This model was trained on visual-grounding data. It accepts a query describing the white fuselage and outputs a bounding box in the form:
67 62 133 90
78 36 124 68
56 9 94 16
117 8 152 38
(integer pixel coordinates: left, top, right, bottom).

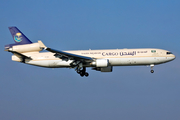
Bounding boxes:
12 48 175 68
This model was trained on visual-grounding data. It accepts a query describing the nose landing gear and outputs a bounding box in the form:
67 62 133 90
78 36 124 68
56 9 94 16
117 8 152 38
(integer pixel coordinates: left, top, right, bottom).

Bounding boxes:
150 64 154 73
151 70 154 73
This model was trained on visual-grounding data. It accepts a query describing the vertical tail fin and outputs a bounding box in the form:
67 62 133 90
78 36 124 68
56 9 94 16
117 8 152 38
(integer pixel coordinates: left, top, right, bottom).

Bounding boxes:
8 27 32 44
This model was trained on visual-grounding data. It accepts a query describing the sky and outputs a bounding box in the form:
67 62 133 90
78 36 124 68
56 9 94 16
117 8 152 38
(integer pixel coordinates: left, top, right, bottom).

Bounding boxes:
1 0 180 120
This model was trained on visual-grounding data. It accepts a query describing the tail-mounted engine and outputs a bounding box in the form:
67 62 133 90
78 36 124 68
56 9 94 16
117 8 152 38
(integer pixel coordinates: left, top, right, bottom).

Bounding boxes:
5 40 45 53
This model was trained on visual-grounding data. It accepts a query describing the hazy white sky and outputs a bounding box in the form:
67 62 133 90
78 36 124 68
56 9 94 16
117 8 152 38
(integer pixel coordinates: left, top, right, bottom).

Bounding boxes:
1 0 180 120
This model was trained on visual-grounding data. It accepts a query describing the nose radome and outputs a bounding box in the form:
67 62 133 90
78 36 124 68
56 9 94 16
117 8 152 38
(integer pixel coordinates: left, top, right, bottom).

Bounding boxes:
167 54 176 62
173 54 176 60
169 54 176 61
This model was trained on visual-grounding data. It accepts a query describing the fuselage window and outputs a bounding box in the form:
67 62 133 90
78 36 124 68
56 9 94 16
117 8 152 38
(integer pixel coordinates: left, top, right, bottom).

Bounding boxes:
151 50 156 53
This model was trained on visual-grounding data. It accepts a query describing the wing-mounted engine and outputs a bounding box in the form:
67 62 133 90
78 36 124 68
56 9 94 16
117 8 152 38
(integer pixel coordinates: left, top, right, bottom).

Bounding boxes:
91 59 112 72
92 66 113 72
93 59 109 67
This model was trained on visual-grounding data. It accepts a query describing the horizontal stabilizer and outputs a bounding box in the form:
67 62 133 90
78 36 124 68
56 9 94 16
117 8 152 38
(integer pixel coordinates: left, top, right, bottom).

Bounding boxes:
8 50 32 63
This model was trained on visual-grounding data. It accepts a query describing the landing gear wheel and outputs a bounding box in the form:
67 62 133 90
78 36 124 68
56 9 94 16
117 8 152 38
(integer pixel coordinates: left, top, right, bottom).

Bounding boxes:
85 72 89 77
151 70 154 73
80 73 84 77
77 71 80 74
80 71 83 75
76 66 89 77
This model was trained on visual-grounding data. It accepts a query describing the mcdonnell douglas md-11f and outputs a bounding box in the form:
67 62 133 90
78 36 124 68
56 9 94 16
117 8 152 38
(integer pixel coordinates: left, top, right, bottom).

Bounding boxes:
5 27 175 77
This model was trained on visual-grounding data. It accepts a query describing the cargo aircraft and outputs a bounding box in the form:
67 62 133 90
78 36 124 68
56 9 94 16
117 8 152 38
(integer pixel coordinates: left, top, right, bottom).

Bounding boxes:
5 27 175 77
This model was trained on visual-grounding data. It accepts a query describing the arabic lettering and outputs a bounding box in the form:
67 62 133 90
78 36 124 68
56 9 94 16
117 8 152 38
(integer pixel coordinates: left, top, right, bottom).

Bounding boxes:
102 51 136 56
119 51 136 56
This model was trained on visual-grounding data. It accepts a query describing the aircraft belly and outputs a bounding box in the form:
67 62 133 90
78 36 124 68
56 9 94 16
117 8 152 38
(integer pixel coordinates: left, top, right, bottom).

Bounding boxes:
109 57 168 66
26 60 72 68
26 60 50 67
50 60 72 68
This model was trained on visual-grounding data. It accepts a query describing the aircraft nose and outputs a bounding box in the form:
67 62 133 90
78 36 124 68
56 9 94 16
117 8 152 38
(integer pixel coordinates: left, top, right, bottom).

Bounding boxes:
169 54 176 61
166 52 176 62
172 54 176 60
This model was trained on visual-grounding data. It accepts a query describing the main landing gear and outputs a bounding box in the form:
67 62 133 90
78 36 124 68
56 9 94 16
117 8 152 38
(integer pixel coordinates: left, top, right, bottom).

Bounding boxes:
71 61 89 77
76 67 89 77
150 64 154 73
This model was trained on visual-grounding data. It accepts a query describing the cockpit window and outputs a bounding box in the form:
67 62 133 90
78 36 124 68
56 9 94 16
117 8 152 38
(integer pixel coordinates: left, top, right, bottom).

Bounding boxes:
167 52 173 54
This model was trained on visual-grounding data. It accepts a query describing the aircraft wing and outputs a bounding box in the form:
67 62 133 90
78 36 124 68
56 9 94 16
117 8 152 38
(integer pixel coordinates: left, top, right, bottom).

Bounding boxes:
45 47 94 62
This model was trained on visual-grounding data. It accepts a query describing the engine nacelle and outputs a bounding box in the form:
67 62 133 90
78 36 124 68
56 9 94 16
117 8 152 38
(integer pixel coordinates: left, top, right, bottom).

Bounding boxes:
8 41 45 53
95 59 109 67
92 66 113 72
